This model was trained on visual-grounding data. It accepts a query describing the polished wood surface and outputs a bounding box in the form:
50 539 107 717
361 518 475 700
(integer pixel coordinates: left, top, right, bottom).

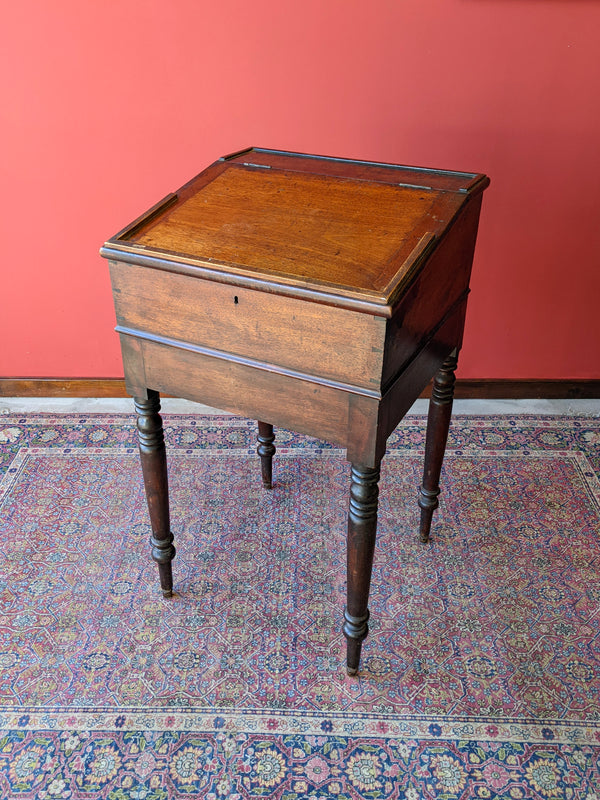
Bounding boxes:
103 148 485 314
130 168 451 297
101 147 490 674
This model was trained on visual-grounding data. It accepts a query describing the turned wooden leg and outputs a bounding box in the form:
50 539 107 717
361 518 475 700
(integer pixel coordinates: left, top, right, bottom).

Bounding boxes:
257 421 276 489
343 462 381 676
418 350 458 543
135 390 176 597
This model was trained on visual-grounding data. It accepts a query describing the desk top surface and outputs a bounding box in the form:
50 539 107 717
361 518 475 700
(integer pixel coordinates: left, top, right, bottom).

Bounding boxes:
103 148 488 310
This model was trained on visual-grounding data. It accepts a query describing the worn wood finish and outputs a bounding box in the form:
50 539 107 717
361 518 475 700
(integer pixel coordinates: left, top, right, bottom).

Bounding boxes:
102 151 483 316
129 334 358 448
134 391 175 597
418 351 459 543
257 421 276 489
109 262 385 390
101 147 490 674
126 169 463 302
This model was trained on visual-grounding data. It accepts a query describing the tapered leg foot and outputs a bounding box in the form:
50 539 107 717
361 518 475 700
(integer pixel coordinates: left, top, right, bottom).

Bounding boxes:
135 391 176 597
257 421 276 489
418 351 458 543
343 463 380 675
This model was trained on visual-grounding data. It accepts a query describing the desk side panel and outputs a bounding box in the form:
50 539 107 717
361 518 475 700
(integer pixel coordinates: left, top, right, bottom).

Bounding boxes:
378 300 468 447
381 193 484 389
109 262 385 392
343 296 469 467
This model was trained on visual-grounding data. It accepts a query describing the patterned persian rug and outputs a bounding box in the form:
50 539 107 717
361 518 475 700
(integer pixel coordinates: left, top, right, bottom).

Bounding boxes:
0 412 599 799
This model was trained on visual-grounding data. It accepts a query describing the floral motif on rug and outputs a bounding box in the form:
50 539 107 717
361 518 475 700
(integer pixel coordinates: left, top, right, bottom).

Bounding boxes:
0 413 599 798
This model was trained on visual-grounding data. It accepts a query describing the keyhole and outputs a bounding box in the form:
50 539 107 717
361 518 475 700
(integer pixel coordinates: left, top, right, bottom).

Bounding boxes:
234 295 239 304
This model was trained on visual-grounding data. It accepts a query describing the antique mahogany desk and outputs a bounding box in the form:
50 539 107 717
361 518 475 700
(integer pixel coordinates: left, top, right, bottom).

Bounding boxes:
101 147 489 675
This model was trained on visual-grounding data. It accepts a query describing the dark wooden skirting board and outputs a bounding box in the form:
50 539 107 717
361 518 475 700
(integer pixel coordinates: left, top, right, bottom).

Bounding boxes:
1 378 599 400
0 379 133 398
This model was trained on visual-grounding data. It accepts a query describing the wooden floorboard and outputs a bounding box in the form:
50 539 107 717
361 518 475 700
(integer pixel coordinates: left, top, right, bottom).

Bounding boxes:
1 378 599 399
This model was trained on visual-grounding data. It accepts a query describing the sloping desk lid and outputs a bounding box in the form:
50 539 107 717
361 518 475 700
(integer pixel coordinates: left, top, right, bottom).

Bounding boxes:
101 148 489 316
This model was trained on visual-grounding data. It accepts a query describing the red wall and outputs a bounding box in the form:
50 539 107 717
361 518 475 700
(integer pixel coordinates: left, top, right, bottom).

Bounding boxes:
2 0 599 379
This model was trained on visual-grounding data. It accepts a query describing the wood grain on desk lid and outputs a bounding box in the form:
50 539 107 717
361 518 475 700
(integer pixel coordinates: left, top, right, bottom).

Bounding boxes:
129 166 460 297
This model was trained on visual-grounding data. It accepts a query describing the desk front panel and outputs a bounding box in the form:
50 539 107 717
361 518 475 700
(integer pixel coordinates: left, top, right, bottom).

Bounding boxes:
109 262 386 393
119 331 381 453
